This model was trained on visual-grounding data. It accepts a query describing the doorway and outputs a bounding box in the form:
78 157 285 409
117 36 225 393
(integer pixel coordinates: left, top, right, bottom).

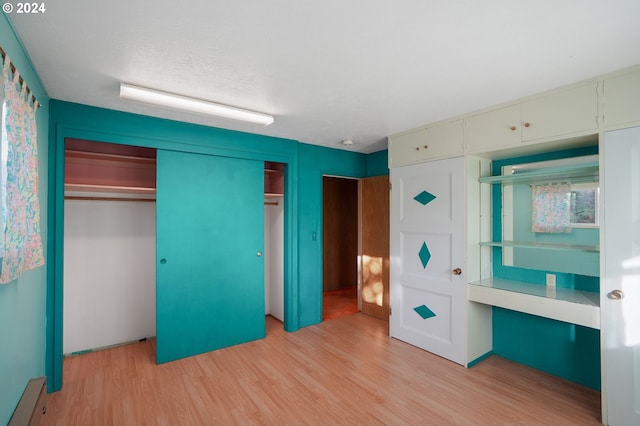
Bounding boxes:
322 176 359 320
321 174 391 322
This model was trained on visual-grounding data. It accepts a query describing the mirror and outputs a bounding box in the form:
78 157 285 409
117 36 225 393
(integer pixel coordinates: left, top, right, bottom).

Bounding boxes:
500 159 600 277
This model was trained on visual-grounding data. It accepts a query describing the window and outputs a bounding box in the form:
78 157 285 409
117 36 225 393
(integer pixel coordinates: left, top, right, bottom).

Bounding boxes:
570 183 599 227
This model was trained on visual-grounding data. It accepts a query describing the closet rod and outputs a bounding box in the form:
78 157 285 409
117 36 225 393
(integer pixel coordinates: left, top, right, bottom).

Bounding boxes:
65 196 156 203
265 201 279 206
0 45 40 108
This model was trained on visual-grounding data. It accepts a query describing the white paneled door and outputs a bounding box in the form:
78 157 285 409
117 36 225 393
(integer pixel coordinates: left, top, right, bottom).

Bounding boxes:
603 126 640 425
390 157 466 365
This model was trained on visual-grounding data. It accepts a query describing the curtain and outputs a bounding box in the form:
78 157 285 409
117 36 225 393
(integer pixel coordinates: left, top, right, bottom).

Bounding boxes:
0 56 44 283
531 182 572 233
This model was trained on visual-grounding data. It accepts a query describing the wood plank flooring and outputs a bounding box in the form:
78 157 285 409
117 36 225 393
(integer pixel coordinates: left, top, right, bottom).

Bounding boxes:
42 314 601 425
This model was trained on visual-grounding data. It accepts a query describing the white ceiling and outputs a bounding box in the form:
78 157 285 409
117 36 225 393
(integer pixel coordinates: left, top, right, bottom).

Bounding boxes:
8 0 640 153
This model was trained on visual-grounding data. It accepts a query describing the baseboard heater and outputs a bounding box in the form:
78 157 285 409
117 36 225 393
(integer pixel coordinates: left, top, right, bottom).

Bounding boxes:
8 377 47 426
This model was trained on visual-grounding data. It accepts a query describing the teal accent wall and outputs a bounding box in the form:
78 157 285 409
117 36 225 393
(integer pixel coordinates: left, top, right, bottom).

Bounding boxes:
365 149 389 177
491 146 601 390
0 15 50 425
47 100 373 390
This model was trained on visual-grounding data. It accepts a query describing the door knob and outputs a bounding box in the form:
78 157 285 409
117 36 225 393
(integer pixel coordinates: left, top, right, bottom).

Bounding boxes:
452 268 462 275
608 289 625 300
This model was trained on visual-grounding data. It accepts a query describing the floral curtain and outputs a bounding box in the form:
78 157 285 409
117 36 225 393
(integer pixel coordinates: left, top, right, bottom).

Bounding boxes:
0 56 44 283
531 182 572 233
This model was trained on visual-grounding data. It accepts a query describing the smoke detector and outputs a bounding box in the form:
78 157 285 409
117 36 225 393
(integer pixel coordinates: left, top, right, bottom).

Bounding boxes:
341 139 354 146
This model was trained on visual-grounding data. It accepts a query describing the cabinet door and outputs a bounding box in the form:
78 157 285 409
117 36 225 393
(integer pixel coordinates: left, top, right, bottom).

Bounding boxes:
464 105 521 153
603 69 640 129
156 150 265 364
390 157 466 365
602 126 640 425
388 120 463 167
521 82 599 142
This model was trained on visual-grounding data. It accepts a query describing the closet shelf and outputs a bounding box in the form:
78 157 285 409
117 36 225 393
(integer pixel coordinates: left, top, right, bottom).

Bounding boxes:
65 183 155 194
479 240 599 253
65 149 156 164
65 183 156 201
468 278 600 329
479 162 598 185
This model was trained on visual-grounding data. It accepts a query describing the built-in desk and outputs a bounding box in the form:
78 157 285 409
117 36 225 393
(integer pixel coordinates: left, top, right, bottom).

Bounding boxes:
468 278 600 329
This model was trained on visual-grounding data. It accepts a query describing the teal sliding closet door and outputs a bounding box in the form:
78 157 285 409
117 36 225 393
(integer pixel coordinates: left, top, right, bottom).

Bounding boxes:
155 150 265 364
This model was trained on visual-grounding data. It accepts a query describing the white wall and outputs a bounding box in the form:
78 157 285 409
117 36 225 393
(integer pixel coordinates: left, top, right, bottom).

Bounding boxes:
265 197 284 321
63 200 156 354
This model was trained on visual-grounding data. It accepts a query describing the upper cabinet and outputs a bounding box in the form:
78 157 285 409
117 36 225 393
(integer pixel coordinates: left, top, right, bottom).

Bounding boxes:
520 82 599 142
464 104 522 152
388 66 640 165
464 82 599 154
603 68 640 129
388 119 464 167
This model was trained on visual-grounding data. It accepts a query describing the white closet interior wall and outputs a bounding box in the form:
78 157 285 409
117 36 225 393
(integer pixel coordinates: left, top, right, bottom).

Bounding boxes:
63 199 156 354
265 197 284 321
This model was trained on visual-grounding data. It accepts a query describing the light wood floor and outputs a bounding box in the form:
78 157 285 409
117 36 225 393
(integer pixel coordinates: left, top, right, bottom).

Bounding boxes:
43 314 601 425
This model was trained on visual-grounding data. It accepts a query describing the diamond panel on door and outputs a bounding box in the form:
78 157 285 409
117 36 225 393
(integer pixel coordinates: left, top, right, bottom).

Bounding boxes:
418 242 431 268
414 190 436 206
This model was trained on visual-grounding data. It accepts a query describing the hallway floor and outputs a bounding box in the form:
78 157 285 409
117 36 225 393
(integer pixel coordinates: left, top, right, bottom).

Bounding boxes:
322 287 358 321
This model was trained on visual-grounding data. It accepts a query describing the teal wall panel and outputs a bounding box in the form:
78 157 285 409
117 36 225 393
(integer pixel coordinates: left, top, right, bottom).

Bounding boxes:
493 308 601 390
365 149 389 177
491 146 601 390
0 15 49 425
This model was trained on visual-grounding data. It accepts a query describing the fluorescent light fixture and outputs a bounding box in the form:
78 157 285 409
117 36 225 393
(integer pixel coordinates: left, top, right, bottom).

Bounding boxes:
120 83 274 126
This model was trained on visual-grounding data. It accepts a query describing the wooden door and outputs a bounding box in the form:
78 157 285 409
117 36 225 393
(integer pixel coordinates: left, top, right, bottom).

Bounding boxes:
360 175 390 320
155 150 265 364
602 126 640 425
389 157 466 365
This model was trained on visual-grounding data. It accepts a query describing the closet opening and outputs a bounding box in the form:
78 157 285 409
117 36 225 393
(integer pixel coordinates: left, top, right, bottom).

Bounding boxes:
63 139 157 356
264 161 285 326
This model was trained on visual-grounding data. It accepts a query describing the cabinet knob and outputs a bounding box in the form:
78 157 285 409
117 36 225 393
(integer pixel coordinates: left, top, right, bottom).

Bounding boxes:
524 122 531 128
452 267 462 275
608 289 624 300
510 125 517 131
415 147 420 151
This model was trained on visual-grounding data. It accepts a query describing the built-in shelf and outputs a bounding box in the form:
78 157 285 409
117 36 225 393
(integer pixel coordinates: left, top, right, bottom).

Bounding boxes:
65 149 156 164
479 240 600 253
64 183 156 201
264 162 284 198
468 278 600 329
479 162 599 185
264 193 283 199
